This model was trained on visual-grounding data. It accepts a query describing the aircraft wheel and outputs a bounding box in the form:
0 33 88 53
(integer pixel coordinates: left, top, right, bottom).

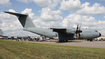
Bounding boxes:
87 39 89 41
66 40 68 42
90 39 92 42
59 40 63 42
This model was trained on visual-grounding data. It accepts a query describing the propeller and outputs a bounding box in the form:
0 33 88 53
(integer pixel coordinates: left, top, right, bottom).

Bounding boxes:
76 25 82 33
75 25 82 39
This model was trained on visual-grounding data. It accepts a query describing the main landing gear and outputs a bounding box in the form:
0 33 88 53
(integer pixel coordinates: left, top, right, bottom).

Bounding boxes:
87 39 93 42
59 40 68 42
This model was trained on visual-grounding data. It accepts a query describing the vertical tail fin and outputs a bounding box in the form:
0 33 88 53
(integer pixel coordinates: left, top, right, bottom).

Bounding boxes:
5 11 35 28
0 29 3 36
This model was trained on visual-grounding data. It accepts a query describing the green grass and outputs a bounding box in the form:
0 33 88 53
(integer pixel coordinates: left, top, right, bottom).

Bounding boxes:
0 40 105 59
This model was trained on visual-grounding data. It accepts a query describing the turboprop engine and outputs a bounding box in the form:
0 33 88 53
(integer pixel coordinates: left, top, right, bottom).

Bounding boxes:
66 28 76 34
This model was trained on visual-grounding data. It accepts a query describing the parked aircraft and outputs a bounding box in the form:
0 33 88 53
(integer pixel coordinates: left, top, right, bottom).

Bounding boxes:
5 11 101 42
0 28 30 39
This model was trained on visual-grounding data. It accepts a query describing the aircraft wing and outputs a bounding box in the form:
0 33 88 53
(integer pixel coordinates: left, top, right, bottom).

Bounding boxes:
50 28 74 41
50 28 66 33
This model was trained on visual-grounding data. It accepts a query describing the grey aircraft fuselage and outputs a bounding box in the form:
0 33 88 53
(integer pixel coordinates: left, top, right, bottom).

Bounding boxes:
24 27 101 40
5 11 101 42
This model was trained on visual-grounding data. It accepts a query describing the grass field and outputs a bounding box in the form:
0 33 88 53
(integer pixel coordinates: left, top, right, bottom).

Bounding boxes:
0 40 105 59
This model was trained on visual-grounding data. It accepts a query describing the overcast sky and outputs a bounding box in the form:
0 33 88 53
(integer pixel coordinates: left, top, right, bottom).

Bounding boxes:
0 0 105 36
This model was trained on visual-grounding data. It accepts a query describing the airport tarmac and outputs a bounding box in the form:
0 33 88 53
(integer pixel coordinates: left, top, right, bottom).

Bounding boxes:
25 40 105 49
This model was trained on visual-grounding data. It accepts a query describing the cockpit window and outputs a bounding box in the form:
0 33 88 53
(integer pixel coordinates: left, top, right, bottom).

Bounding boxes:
95 30 98 32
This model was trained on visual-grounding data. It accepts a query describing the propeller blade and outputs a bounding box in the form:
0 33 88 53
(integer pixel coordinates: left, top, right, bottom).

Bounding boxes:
76 24 82 33
77 24 79 30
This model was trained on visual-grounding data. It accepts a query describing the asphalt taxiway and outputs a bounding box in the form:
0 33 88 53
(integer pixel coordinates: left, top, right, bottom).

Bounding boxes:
26 40 105 48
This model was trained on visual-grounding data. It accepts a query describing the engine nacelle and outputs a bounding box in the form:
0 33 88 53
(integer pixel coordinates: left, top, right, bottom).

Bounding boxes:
66 28 76 34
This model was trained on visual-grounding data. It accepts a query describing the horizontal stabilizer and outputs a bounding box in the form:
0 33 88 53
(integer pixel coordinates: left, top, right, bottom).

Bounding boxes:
5 11 27 16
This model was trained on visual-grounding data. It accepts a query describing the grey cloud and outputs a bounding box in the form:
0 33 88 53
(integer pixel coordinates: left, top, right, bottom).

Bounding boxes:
0 0 11 7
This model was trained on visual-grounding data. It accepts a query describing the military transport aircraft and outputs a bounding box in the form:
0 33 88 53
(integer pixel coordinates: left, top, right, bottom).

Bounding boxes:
5 11 101 42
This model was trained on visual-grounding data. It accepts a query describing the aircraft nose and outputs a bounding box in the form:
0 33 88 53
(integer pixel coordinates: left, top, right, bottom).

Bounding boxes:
99 33 101 37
